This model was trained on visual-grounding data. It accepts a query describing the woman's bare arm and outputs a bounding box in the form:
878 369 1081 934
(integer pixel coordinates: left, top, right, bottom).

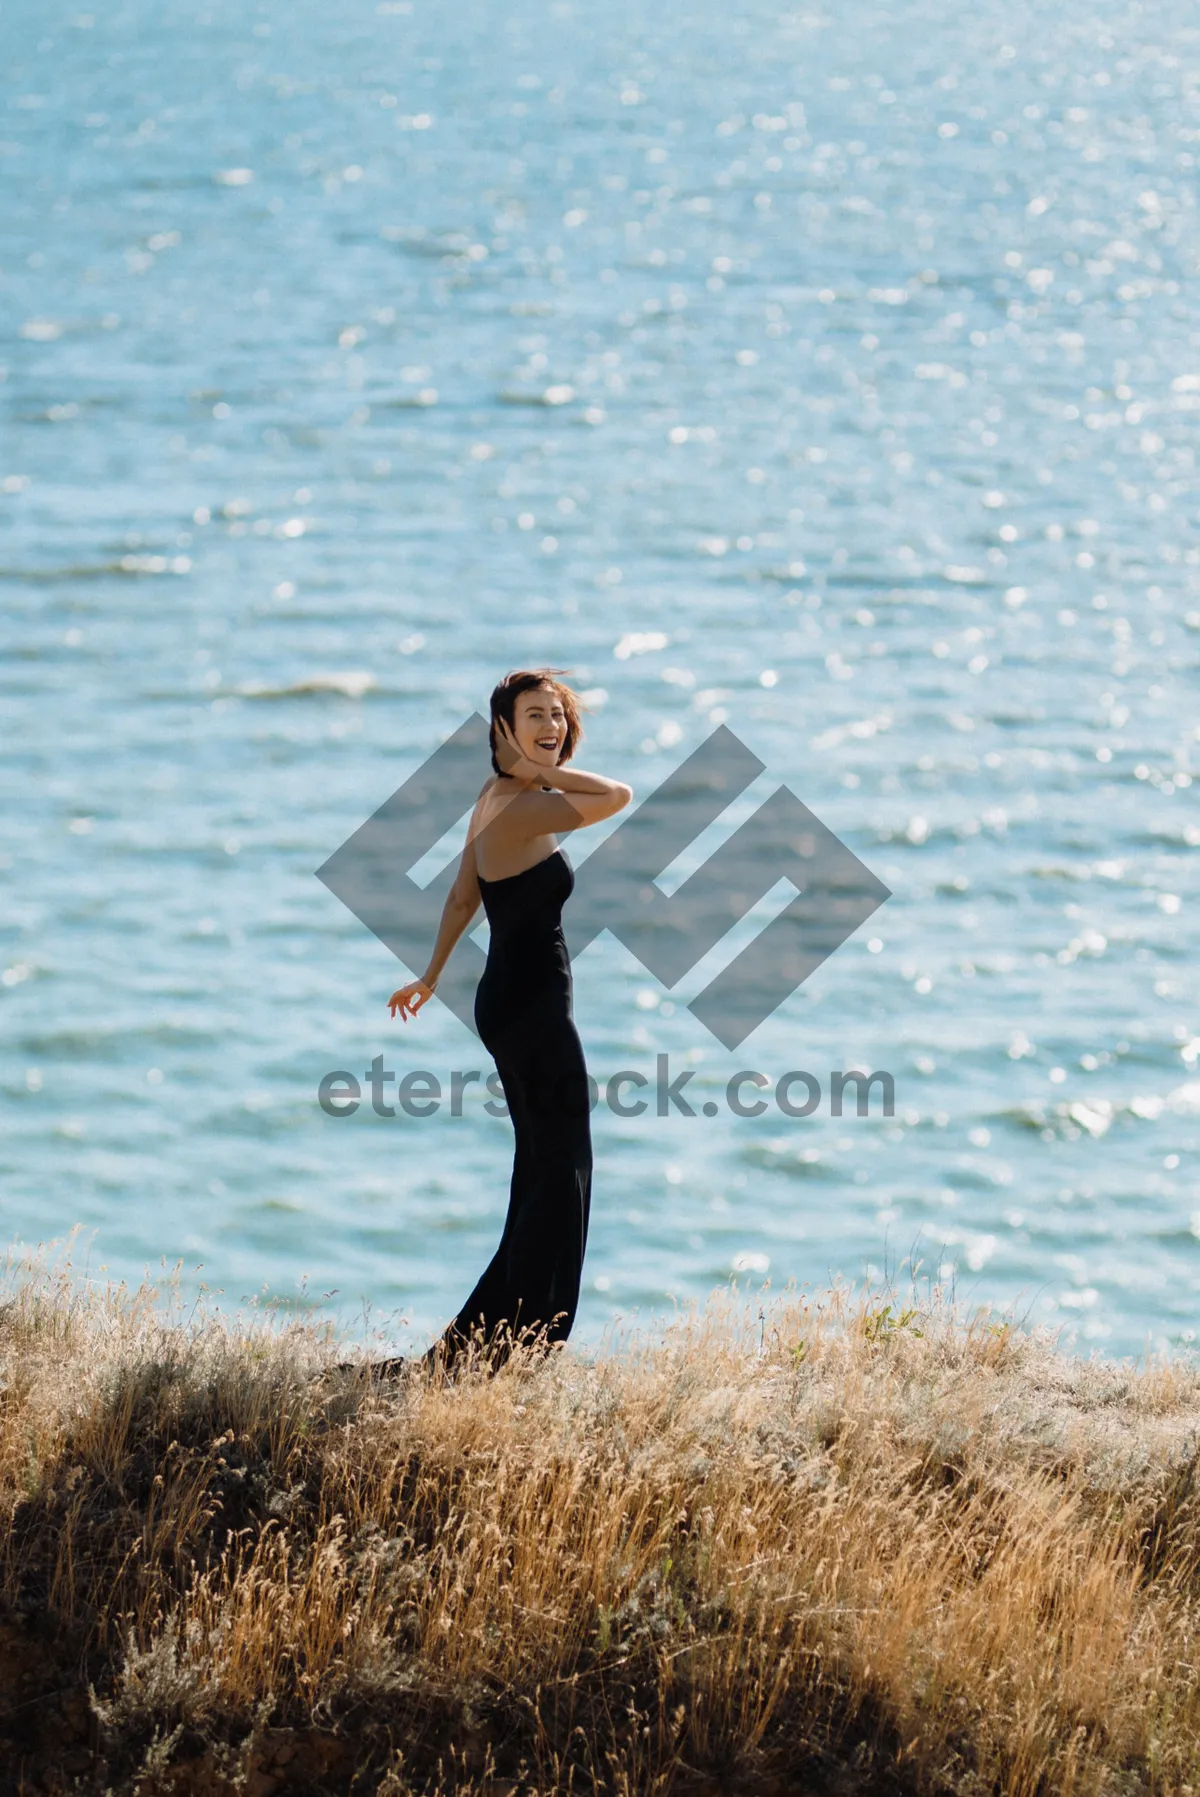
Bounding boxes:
513 773 632 834
422 819 482 983
539 763 627 798
387 811 483 1018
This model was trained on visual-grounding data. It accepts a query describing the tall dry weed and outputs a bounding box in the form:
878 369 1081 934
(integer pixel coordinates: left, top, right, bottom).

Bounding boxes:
0 1249 1196 1794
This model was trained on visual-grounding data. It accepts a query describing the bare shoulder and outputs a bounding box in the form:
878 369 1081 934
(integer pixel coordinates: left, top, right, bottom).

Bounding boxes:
470 775 508 836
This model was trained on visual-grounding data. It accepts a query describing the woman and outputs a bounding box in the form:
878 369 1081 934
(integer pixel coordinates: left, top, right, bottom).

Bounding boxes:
387 668 632 1370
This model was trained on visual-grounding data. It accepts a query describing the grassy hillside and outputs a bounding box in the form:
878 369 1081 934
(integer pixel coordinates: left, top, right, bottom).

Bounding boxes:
0 1255 1197 1795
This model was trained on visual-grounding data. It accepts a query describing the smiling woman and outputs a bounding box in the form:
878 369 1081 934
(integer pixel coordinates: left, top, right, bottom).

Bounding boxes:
385 668 632 1372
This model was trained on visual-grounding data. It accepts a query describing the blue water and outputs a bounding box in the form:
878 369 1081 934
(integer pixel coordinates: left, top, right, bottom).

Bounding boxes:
2 0 1198 1360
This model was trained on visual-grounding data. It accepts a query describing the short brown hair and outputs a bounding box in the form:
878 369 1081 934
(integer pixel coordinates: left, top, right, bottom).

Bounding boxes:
488 668 588 776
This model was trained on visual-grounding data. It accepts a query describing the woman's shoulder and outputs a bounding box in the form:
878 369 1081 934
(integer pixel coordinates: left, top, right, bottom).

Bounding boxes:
472 775 510 830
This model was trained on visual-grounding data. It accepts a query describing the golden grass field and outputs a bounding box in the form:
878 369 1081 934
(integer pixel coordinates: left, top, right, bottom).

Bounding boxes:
0 1252 1197 1796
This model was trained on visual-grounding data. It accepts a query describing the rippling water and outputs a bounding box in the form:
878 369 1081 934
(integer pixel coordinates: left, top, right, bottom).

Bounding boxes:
2 0 1198 1358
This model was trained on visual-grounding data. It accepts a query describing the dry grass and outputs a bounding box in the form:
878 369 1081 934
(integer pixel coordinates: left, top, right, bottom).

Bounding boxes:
0 1253 1198 1796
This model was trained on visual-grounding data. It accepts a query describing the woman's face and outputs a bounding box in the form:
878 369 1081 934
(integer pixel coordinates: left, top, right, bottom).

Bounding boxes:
509 686 568 771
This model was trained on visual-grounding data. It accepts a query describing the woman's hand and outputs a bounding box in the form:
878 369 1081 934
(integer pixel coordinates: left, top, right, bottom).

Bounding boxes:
388 978 436 1021
493 716 540 783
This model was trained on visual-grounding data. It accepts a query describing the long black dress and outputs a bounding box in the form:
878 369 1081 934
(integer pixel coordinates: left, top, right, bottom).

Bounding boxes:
437 845 593 1364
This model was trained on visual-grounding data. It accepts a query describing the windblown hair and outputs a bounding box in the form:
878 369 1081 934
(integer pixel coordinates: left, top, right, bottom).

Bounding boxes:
488 668 588 776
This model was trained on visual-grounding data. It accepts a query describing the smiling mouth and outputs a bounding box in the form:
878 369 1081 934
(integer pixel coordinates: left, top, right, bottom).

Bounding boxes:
536 738 558 749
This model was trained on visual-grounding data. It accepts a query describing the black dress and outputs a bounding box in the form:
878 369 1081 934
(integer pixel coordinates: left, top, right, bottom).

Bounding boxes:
437 845 593 1364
